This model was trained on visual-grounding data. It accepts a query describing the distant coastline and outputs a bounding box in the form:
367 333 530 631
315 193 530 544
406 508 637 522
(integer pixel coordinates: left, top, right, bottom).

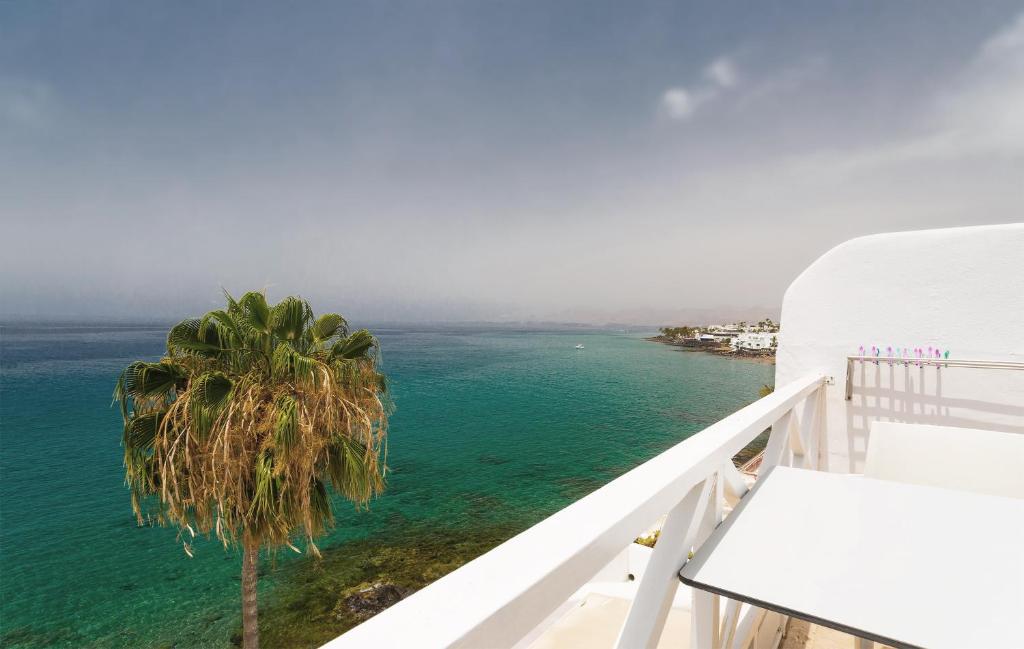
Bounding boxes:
644 334 776 365
645 319 779 364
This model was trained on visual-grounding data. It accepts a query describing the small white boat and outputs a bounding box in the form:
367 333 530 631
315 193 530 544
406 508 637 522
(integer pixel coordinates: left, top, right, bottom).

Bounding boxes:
575 344 585 350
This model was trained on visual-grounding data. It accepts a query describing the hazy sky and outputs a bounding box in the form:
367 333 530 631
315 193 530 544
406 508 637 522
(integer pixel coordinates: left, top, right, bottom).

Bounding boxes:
2 1 1022 324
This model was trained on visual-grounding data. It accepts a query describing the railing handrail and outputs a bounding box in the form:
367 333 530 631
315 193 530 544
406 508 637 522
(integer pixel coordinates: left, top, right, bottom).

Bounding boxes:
324 373 826 649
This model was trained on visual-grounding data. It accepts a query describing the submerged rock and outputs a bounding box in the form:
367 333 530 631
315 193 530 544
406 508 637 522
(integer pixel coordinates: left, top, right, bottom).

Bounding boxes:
342 582 413 620
259 529 518 647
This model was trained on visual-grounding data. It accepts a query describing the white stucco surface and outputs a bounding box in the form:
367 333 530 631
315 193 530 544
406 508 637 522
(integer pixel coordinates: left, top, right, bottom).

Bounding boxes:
775 223 1024 472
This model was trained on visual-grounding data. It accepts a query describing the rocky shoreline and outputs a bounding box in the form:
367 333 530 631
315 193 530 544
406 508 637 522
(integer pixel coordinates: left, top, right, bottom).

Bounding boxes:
253 525 519 648
644 336 776 364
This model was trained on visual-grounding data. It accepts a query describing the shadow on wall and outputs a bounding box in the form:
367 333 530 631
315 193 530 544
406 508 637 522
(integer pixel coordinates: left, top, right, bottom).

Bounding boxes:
845 363 1024 472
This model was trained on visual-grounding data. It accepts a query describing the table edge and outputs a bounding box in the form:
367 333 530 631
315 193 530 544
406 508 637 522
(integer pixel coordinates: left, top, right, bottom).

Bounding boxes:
677 572 922 649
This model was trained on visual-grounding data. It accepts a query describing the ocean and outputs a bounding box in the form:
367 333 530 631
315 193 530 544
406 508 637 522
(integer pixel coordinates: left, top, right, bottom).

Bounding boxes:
0 324 772 648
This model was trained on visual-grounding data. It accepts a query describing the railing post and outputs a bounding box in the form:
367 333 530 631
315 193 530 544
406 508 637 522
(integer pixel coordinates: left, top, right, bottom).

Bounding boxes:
732 607 768 649
790 392 818 470
805 390 820 470
761 410 794 472
720 461 748 506
693 588 719 649
714 467 725 524
817 385 830 472
845 356 854 400
719 598 742 649
615 479 712 649
692 480 722 649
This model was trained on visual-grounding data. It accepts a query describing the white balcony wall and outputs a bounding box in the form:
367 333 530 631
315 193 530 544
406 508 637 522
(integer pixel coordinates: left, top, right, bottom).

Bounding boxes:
775 223 1024 473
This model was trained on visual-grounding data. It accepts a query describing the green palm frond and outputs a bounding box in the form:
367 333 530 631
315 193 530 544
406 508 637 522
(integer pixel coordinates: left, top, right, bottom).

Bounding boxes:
273 394 298 455
189 372 233 437
199 310 245 347
249 451 281 521
115 361 187 409
270 296 312 342
124 410 164 451
309 313 348 343
237 291 272 335
271 342 319 384
325 435 383 505
168 319 224 356
330 329 377 361
192 371 233 407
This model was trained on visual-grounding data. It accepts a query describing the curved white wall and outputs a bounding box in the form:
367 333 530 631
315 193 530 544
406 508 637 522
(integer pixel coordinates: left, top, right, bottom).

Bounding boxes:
775 224 1024 472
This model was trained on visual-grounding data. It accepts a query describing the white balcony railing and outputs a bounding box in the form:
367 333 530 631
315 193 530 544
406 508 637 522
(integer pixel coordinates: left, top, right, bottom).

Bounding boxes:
325 372 829 649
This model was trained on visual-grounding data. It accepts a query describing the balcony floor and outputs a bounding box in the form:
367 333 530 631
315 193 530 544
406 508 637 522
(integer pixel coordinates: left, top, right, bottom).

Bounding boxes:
523 591 891 649
526 592 690 649
783 619 894 649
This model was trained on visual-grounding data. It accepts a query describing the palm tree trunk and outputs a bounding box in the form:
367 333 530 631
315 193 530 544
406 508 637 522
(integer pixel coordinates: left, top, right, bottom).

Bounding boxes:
241 538 259 649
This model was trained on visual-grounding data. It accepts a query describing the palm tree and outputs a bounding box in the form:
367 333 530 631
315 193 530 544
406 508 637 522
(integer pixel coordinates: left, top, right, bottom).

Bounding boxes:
114 291 389 649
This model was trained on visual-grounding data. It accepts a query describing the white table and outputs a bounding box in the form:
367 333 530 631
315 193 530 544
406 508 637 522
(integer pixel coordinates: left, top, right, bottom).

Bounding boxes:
679 466 1024 649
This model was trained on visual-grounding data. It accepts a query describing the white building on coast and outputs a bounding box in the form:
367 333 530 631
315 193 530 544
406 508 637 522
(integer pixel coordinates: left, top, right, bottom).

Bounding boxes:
731 331 778 352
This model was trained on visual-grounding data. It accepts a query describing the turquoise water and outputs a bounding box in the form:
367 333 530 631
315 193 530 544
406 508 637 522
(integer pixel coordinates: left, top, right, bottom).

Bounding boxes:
0 324 772 647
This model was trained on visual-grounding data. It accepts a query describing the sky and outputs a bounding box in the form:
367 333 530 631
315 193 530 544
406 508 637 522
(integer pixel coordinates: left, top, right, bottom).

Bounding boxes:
2 1 1022 324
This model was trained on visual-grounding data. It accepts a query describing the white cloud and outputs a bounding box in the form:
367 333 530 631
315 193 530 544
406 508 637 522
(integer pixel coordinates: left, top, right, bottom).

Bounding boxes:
734 56 827 108
660 55 741 121
933 11 1024 155
661 88 695 119
661 13 1024 244
980 11 1024 58
807 10 1024 171
704 57 737 88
